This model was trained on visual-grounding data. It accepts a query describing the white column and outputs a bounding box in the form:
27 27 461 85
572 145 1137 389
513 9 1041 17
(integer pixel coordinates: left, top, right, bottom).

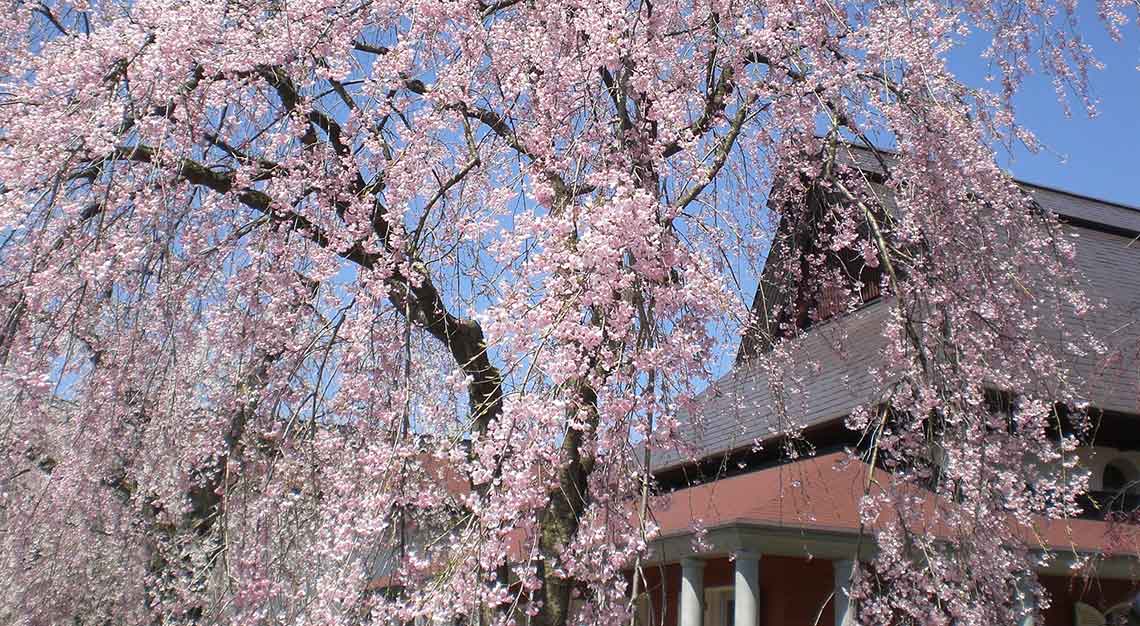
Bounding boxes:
733 550 760 626
679 557 705 626
833 559 857 626
1015 572 1037 626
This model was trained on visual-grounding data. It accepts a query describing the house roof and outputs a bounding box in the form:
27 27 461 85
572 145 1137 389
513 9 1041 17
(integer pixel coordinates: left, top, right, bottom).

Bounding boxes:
1027 185 1140 234
655 301 889 468
839 143 1140 235
656 166 1140 470
653 451 1140 556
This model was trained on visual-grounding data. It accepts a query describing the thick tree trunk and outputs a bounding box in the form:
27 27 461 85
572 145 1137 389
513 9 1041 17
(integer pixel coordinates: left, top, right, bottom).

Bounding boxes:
535 382 599 626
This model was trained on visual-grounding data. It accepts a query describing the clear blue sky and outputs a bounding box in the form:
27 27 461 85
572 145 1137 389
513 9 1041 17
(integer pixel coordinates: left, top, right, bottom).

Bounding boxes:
949 11 1140 208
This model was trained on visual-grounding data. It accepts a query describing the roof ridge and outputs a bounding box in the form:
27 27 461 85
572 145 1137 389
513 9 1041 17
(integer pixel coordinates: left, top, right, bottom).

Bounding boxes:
1019 180 1140 214
834 141 1140 215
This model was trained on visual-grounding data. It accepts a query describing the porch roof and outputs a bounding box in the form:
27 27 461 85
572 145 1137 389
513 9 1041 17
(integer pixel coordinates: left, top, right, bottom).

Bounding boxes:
653 451 1140 558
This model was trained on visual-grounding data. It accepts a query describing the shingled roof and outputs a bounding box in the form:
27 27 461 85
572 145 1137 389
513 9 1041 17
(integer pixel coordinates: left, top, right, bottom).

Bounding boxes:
656 168 1140 471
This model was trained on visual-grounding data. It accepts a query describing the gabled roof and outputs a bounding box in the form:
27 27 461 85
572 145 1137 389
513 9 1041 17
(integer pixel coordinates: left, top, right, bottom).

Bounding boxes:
1026 185 1140 234
658 164 1140 471
655 302 888 469
839 143 1140 235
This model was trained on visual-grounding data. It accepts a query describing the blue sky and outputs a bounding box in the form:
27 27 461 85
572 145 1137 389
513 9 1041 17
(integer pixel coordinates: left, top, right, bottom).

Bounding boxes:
949 13 1140 208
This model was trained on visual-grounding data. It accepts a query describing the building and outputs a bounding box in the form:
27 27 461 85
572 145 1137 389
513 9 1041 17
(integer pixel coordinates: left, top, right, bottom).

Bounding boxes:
635 153 1140 626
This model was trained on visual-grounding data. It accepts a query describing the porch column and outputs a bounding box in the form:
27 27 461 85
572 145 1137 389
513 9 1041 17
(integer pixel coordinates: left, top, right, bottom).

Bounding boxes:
1015 572 1036 626
679 557 705 626
833 559 857 626
733 550 760 626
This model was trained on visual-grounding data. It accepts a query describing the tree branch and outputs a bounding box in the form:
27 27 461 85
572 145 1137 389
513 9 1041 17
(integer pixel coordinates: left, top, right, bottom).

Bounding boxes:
672 94 761 210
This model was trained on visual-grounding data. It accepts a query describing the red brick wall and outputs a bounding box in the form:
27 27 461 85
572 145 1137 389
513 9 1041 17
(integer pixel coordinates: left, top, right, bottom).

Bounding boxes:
640 563 679 626
640 561 1138 626
760 556 835 626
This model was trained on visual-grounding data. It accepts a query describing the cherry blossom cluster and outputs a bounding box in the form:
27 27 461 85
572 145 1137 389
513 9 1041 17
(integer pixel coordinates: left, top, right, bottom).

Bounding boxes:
0 0 1134 624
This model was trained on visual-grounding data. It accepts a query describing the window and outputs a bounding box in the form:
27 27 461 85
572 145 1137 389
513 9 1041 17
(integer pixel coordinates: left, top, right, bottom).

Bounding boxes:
1103 460 1138 494
705 587 735 626
1101 457 1140 516
1105 464 1128 492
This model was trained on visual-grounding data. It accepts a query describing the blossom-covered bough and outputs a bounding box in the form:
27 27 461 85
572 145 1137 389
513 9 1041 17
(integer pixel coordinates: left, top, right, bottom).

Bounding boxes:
1 0 1136 624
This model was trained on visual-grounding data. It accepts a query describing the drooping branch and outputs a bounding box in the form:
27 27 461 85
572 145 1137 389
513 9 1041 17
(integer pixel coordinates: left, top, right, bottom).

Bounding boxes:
100 141 503 434
661 66 738 159
672 94 762 210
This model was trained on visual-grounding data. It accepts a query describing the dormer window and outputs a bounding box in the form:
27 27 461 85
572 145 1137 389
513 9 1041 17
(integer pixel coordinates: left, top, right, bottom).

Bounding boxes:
813 263 883 324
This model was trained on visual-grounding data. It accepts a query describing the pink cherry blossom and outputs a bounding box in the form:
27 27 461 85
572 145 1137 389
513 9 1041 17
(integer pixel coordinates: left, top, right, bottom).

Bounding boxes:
0 0 1135 624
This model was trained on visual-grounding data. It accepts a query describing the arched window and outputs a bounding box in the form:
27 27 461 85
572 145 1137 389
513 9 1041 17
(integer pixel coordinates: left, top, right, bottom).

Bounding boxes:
1105 463 1129 492
1103 459 1139 494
